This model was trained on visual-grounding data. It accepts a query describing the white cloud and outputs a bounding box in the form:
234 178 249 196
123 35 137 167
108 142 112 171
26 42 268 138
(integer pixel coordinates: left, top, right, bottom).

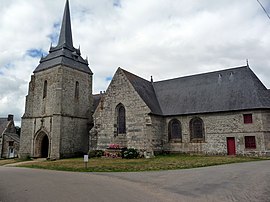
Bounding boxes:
1 0 270 124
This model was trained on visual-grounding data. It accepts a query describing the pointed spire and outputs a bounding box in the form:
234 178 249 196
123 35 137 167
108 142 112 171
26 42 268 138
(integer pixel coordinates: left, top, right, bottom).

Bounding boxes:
57 0 73 47
34 0 92 75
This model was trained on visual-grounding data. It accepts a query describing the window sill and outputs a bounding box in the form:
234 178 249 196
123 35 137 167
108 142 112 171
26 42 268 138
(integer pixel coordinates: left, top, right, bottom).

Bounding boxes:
190 139 205 143
169 140 182 143
245 148 256 150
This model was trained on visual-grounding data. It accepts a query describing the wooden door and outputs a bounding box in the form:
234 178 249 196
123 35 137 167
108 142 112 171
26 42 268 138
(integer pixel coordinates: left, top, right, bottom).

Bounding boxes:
227 137 236 155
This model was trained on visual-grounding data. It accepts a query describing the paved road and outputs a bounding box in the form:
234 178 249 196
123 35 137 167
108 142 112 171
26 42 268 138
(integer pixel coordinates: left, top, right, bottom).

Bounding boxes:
0 161 269 202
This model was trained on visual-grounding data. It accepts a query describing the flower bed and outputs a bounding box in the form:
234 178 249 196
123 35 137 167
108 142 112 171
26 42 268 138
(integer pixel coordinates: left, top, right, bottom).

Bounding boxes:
104 144 123 158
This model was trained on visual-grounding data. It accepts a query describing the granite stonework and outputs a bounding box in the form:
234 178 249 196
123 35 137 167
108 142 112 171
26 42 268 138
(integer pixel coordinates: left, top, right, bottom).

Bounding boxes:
0 115 20 158
91 68 270 156
162 110 270 156
20 66 92 159
91 68 158 153
19 1 92 159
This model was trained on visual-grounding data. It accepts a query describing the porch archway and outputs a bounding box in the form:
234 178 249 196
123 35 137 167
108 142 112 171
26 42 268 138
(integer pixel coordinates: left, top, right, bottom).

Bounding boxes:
34 131 50 158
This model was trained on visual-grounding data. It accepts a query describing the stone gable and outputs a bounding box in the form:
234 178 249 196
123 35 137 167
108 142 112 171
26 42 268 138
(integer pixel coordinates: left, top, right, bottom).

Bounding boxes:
92 68 154 151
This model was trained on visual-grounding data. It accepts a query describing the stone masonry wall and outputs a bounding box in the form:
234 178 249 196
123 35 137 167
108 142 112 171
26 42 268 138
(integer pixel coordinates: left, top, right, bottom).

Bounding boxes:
2 134 20 158
262 110 270 150
60 67 92 118
146 115 165 153
60 117 89 157
20 67 61 158
163 110 270 156
20 118 35 158
20 65 92 159
93 68 155 152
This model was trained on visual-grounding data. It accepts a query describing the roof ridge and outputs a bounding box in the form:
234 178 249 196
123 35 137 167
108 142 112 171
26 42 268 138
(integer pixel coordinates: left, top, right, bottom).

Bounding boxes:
121 68 152 83
153 65 270 116
154 65 248 84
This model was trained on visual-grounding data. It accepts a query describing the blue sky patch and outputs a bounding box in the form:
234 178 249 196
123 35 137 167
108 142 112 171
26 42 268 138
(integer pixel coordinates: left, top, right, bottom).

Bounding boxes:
53 22 60 29
47 22 60 45
113 0 121 8
48 32 59 45
4 63 14 69
106 76 112 81
26 49 47 58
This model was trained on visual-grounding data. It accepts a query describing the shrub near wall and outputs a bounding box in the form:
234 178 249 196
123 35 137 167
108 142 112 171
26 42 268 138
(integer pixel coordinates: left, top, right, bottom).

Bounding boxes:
122 148 139 159
88 150 104 158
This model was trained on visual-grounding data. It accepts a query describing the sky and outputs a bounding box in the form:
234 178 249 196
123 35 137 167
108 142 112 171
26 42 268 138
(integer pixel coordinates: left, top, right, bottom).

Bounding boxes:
1 0 270 126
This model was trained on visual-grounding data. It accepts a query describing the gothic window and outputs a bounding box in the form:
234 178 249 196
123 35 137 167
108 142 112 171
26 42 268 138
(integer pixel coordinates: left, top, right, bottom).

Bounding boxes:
75 81 79 99
43 80 47 98
190 117 204 142
117 104 126 134
168 119 182 141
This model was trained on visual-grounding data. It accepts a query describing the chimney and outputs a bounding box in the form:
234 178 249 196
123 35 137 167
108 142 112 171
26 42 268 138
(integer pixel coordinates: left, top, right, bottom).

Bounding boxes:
7 114 13 121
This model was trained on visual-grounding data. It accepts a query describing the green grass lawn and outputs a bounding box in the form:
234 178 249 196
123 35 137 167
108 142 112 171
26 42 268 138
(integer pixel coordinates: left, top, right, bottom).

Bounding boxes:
14 154 270 172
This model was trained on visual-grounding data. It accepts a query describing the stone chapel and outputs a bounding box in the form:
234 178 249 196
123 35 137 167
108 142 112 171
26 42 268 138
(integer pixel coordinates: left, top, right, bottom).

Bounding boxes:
20 0 270 159
91 67 270 156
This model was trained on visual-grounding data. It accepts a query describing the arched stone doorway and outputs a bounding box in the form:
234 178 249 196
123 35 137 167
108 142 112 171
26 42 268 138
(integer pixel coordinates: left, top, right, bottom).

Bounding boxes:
41 135 49 157
34 131 50 158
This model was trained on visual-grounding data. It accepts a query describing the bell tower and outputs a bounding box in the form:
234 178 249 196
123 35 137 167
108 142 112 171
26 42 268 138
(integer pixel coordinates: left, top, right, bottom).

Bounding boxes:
20 0 93 159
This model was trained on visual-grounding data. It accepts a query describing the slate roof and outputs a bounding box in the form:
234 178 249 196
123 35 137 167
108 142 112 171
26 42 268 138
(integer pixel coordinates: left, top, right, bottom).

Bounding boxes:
4 133 20 143
122 69 163 115
93 94 102 112
34 0 92 74
0 118 9 136
153 66 270 115
119 66 270 116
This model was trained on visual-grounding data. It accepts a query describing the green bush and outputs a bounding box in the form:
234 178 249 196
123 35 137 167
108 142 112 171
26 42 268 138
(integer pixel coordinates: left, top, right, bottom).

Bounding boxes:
88 150 104 158
122 148 139 159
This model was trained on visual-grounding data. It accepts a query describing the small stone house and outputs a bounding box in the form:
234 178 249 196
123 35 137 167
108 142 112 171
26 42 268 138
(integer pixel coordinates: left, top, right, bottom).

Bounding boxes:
90 66 270 156
0 115 20 158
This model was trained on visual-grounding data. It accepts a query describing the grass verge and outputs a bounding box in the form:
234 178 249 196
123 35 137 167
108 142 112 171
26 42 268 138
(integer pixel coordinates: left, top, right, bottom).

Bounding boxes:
15 154 270 172
0 158 30 166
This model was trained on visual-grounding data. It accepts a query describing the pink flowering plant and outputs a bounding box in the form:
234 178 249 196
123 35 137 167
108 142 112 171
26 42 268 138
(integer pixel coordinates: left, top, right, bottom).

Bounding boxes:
108 143 120 149
104 151 121 158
